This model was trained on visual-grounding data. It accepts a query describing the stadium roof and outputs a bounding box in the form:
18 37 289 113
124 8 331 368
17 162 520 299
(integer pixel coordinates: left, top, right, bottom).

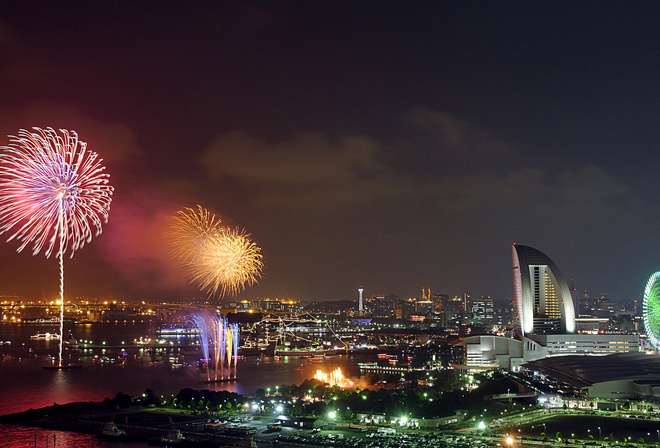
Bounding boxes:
523 352 660 388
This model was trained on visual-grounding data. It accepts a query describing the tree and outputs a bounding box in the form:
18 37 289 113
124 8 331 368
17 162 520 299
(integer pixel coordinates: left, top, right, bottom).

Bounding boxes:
142 389 160 406
111 392 132 408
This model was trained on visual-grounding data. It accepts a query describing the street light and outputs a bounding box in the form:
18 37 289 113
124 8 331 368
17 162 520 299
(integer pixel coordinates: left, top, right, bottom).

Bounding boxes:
598 427 601 439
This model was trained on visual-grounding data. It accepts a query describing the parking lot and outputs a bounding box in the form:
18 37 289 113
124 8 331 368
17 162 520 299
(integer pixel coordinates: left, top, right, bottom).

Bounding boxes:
259 426 489 448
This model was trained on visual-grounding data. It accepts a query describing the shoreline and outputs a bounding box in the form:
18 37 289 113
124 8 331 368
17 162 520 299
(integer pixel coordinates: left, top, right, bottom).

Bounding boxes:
0 401 248 447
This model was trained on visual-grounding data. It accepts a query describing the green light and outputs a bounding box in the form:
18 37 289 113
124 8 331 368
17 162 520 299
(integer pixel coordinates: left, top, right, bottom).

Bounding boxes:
644 272 660 349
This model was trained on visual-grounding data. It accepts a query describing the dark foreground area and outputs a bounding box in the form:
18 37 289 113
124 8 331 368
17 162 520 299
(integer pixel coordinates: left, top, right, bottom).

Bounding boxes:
0 400 484 448
0 402 241 447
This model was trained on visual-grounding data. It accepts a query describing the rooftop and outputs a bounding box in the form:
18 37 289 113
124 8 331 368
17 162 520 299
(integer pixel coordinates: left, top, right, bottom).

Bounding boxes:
524 352 660 388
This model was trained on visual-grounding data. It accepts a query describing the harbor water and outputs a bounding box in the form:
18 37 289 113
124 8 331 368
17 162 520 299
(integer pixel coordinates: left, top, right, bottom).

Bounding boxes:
0 323 360 447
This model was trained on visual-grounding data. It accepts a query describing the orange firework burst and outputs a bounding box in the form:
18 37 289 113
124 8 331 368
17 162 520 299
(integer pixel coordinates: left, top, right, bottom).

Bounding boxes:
167 205 223 264
167 206 263 298
192 227 263 297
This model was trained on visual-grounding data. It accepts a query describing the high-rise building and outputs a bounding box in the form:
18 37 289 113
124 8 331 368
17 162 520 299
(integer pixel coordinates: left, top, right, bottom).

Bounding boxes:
472 297 495 325
512 244 575 335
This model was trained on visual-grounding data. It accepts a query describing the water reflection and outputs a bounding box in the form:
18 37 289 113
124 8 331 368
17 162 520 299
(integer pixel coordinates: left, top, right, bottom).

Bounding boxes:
0 324 365 417
0 423 150 447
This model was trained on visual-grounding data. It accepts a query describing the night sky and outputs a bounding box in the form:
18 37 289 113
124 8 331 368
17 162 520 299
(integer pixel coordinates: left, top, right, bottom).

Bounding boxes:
0 2 658 303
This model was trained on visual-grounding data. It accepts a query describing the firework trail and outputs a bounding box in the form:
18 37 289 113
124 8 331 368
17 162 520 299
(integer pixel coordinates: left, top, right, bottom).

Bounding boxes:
0 128 113 366
167 206 263 298
212 314 227 380
190 313 211 381
193 311 239 381
226 327 234 378
230 322 240 378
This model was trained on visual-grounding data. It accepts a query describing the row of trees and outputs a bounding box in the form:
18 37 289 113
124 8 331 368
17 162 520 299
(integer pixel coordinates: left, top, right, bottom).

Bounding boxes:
256 371 522 420
102 370 524 422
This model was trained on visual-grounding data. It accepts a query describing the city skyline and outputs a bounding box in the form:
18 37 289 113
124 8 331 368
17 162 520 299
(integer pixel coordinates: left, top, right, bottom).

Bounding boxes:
0 3 659 302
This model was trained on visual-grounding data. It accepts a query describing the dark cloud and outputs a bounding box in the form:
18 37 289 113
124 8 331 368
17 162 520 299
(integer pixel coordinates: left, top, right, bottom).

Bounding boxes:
405 108 517 163
200 131 403 208
0 103 142 165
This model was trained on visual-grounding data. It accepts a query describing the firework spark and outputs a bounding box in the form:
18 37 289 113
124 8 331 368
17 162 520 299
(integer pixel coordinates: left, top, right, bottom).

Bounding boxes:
0 128 113 366
167 205 223 265
315 367 344 387
167 206 263 298
191 311 240 381
192 228 263 297
0 128 113 257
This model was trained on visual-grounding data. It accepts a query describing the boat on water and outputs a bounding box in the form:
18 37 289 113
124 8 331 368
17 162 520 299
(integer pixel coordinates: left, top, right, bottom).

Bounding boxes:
157 327 199 336
30 332 60 340
24 317 60 324
24 317 76 324
274 347 341 357
238 345 272 357
64 333 79 349
100 421 128 439
160 429 184 444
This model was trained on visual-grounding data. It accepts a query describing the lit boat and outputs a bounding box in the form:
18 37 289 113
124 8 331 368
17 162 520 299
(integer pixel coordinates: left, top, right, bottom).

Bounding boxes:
64 333 79 349
100 421 127 438
156 327 199 336
160 429 184 444
24 317 60 324
30 332 60 340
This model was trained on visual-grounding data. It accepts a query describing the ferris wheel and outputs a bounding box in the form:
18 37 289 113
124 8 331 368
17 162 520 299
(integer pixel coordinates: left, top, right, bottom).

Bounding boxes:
643 271 660 349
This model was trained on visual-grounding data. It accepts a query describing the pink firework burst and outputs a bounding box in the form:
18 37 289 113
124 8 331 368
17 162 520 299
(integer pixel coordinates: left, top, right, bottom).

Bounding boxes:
0 128 113 258
0 127 113 367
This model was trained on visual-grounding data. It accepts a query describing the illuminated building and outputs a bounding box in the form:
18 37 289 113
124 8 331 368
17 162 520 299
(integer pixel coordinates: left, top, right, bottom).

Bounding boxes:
512 244 575 335
471 297 495 325
358 286 364 316
452 334 639 370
